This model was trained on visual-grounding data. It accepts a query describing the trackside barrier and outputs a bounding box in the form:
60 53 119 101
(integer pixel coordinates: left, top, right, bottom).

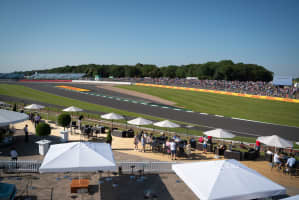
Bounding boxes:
72 80 132 85
0 160 175 173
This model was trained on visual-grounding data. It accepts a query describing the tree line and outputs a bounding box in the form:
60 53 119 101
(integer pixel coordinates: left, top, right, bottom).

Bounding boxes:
22 60 273 81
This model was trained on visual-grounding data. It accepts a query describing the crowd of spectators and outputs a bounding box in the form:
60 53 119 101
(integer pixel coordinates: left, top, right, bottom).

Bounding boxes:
104 77 298 99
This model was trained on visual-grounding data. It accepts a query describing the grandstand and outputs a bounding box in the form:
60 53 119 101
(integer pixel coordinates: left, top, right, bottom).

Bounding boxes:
28 73 85 80
0 73 24 79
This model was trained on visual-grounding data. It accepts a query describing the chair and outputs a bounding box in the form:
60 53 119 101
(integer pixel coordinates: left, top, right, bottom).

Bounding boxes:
130 165 135 175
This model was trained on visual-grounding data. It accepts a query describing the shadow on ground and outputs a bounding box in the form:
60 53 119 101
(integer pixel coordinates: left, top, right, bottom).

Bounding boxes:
100 174 174 200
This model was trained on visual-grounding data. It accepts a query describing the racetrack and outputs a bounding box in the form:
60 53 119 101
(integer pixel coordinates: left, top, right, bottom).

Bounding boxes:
12 82 299 141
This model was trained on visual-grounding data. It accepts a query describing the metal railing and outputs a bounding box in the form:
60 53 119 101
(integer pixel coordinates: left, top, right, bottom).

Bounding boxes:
0 160 42 173
0 160 175 173
117 161 176 173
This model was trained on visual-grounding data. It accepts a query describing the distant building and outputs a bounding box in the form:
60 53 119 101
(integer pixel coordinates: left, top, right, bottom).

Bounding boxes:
272 76 292 86
27 73 85 80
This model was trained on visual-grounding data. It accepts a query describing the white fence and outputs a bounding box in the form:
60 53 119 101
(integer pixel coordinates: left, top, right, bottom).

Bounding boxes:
0 160 175 173
0 160 42 173
117 161 175 173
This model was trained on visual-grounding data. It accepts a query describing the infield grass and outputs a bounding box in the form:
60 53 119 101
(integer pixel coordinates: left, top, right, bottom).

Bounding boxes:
118 85 299 127
1 84 299 146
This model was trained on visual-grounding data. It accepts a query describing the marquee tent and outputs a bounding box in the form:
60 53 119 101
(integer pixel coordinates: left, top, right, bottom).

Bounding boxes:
0 109 28 127
172 159 285 200
39 142 116 173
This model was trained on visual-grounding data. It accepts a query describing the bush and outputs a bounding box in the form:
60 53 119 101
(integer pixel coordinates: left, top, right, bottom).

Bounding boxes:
106 131 112 146
57 113 71 130
36 122 51 137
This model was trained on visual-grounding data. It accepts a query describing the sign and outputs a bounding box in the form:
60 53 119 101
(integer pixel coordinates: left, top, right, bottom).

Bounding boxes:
272 76 292 86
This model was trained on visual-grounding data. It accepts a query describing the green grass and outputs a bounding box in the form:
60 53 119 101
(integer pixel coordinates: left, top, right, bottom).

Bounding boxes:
1 83 298 147
118 85 299 127
0 84 205 136
0 84 163 121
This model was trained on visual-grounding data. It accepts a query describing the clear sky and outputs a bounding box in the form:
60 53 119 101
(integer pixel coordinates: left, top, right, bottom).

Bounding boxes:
0 0 298 77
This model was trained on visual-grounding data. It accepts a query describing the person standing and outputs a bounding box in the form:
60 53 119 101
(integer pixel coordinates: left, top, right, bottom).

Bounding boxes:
141 134 146 152
24 124 29 142
134 134 139 151
255 140 261 152
203 136 208 154
10 147 18 161
170 139 177 160
34 114 39 127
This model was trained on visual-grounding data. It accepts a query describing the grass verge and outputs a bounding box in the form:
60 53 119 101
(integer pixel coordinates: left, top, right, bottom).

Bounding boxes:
117 85 299 127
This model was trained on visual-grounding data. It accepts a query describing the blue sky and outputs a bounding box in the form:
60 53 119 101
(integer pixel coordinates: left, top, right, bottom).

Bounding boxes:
0 0 298 77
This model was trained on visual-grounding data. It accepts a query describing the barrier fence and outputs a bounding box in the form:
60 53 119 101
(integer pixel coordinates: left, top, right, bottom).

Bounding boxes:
0 160 175 174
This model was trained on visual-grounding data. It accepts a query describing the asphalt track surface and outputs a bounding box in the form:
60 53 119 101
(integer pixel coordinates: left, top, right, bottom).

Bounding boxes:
10 82 299 141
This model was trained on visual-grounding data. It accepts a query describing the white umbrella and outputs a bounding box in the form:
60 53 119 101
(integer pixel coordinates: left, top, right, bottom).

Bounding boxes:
128 117 153 126
24 104 45 110
39 142 116 173
0 101 5 105
101 113 124 129
0 109 29 127
257 135 293 149
172 160 286 200
203 128 235 138
101 113 124 120
154 120 180 134
153 120 180 128
62 106 83 112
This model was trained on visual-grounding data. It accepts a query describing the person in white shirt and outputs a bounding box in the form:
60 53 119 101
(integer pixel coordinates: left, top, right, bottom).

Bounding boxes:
170 140 176 160
273 152 282 168
286 155 296 168
10 147 18 161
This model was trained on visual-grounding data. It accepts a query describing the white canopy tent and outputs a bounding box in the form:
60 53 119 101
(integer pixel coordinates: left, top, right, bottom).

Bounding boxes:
62 106 83 112
128 117 153 126
24 104 45 110
203 128 235 138
0 109 29 127
172 159 286 200
257 135 293 148
39 142 116 173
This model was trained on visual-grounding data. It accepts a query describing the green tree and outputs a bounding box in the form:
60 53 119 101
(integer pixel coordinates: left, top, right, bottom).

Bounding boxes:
176 67 186 78
36 122 51 137
57 113 71 130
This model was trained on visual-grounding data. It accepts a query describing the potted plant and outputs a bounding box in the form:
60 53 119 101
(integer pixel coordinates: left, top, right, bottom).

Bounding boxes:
35 122 51 155
57 113 71 142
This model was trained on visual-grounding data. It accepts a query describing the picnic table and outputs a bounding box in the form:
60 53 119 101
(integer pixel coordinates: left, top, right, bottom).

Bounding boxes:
70 179 89 193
